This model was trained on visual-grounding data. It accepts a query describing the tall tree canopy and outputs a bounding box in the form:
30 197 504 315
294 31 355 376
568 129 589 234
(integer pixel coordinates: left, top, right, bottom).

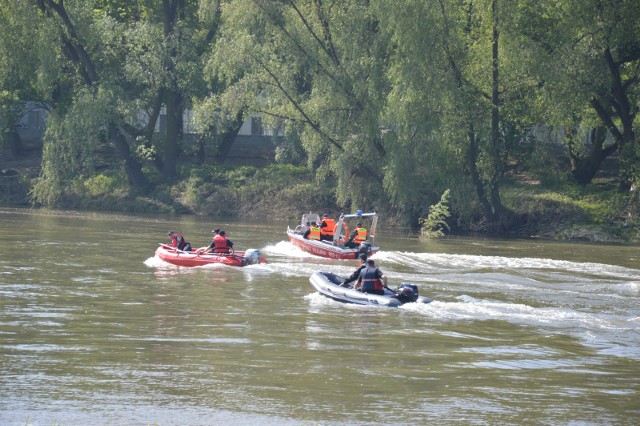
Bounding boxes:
24 0 229 204
212 0 539 227
516 0 640 188
211 0 392 211
1 0 638 226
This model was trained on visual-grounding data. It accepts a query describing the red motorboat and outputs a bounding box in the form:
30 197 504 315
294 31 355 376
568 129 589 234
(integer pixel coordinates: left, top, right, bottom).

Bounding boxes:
155 244 267 267
286 211 380 260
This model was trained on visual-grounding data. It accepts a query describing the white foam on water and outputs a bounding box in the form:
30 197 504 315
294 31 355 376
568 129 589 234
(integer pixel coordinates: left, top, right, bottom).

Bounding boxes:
143 256 168 268
375 250 640 278
261 241 317 258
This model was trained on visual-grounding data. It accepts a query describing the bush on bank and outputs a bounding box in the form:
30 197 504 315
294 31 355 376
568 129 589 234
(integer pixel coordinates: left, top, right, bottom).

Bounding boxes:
1 160 639 242
13 163 340 221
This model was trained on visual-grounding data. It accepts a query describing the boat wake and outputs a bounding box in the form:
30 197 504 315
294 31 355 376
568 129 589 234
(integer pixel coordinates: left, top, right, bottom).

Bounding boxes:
261 241 315 258
144 256 167 268
374 249 640 277
303 248 640 359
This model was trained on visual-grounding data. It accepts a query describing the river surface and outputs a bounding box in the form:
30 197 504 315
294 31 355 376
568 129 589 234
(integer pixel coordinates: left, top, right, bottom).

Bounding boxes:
0 208 638 425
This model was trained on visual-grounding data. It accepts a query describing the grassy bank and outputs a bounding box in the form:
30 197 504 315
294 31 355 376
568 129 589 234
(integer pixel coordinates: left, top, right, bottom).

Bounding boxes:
1 154 639 242
501 177 640 241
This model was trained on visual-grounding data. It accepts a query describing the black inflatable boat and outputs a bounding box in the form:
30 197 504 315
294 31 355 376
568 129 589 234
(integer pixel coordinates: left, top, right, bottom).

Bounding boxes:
309 271 432 307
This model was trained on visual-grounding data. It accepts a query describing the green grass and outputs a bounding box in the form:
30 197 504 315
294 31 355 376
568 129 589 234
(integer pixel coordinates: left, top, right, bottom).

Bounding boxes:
500 175 638 240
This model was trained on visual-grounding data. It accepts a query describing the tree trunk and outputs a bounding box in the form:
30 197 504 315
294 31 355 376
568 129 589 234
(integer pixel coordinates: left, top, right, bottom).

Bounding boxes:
439 0 504 226
5 131 24 159
213 109 245 163
567 126 618 185
195 132 207 164
160 0 186 181
467 124 497 222
109 124 149 191
144 88 165 173
163 88 183 180
590 48 638 192
488 0 504 220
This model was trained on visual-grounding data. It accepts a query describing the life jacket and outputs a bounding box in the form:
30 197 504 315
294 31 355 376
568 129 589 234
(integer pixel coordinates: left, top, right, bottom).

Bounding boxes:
360 266 384 293
213 234 230 253
320 218 336 237
309 226 321 240
354 227 367 242
171 234 189 250
176 235 190 251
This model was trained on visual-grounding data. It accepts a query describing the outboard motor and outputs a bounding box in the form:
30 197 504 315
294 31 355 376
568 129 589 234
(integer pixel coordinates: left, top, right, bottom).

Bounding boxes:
358 242 372 257
244 249 261 265
394 283 419 303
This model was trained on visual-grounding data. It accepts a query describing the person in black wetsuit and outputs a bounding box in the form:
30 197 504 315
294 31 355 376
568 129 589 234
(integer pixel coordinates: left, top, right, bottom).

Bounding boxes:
340 253 368 287
355 259 388 295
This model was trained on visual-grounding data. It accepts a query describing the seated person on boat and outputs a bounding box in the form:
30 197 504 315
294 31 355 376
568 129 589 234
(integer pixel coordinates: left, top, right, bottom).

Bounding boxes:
294 213 321 235
168 230 192 251
303 222 321 240
319 214 336 242
212 230 234 253
344 222 367 249
196 228 219 254
355 259 387 295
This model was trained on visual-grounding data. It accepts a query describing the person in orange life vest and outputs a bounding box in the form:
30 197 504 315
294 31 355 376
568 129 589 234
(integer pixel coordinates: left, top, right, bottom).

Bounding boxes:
344 222 367 248
340 253 368 287
303 221 321 240
355 259 387 295
168 230 192 251
319 214 336 242
212 229 234 253
196 228 220 254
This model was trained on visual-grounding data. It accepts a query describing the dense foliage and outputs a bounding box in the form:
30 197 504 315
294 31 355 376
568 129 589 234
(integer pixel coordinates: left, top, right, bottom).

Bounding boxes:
0 0 639 238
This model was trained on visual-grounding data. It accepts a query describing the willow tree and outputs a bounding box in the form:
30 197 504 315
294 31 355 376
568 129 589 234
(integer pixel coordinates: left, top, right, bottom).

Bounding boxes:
0 0 53 158
369 0 463 223
29 0 150 203
26 0 228 206
516 0 640 189
210 0 393 212
377 0 534 228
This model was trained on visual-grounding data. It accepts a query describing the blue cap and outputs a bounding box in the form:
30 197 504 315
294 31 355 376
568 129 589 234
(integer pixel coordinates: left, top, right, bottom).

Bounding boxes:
356 210 362 215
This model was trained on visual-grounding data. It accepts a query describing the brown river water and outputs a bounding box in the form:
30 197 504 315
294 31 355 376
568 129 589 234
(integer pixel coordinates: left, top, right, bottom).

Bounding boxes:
0 208 638 425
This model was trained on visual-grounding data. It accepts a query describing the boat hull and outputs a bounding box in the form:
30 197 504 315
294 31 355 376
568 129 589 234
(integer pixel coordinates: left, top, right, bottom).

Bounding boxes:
287 230 379 260
309 271 432 307
155 245 266 267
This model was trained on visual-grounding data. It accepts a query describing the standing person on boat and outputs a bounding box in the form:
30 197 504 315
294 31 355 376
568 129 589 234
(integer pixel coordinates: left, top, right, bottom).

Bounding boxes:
303 222 321 240
344 222 367 248
319 214 336 242
168 231 192 252
355 259 387 295
340 253 368 287
212 229 234 254
196 228 220 254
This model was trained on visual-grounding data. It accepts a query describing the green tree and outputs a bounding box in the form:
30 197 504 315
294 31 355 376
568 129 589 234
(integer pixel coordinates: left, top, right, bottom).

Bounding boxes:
26 0 234 205
211 0 392 211
516 0 640 189
419 189 451 238
379 0 534 228
211 0 539 228
0 1 57 157
29 0 150 201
